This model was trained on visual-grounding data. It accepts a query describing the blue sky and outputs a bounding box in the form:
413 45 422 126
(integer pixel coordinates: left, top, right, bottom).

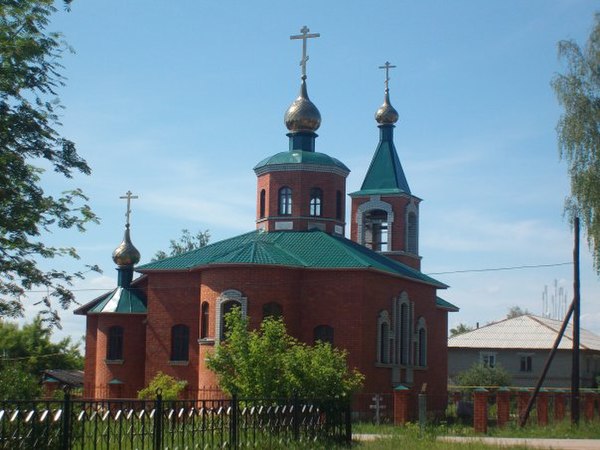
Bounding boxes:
23 1 600 341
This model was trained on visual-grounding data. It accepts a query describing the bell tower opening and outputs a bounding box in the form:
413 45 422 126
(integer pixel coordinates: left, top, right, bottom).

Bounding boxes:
364 209 388 252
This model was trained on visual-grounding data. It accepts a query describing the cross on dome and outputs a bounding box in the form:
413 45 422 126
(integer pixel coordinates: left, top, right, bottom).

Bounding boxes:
119 190 138 227
290 25 320 80
378 61 397 92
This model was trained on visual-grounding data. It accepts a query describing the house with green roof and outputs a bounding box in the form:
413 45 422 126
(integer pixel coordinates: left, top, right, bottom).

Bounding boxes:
75 33 457 419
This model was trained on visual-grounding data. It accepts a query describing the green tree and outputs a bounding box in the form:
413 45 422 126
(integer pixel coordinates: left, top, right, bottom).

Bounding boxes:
206 308 364 399
506 305 531 319
0 0 99 323
0 315 83 378
455 362 512 388
449 323 473 337
153 229 210 261
138 372 188 400
0 363 41 400
552 13 600 270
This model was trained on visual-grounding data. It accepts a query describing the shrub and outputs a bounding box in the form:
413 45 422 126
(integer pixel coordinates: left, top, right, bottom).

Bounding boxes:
138 372 187 400
455 363 512 388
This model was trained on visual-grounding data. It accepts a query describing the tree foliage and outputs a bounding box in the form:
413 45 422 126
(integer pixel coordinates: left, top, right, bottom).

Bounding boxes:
138 371 188 400
552 13 600 271
506 305 531 319
454 362 512 388
0 315 83 376
206 308 364 400
449 323 473 337
0 0 99 322
153 229 210 261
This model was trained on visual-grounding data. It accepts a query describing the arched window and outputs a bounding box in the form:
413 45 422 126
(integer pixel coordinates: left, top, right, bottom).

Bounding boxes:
216 290 248 342
313 325 334 345
278 187 292 215
399 302 410 365
262 302 283 320
309 188 323 217
171 324 189 361
364 209 388 251
336 190 342 220
107 326 123 360
259 189 266 219
415 317 427 367
200 302 209 339
406 211 418 254
377 311 391 364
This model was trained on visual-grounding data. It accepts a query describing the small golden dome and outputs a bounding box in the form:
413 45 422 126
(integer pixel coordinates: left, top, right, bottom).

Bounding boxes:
112 227 140 267
284 78 321 132
375 90 399 125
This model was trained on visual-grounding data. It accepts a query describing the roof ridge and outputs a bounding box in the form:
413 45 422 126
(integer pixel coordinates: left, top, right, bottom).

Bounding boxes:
270 232 311 266
531 314 592 351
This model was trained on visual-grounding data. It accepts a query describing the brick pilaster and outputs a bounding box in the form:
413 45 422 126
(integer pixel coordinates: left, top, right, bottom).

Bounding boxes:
554 391 566 422
393 385 411 425
496 387 510 427
536 389 549 426
583 390 595 421
473 388 488 434
517 389 530 422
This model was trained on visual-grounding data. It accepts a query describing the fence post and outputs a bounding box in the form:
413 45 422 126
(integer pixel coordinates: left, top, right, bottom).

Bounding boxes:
154 389 163 450
583 390 595 421
473 388 488 434
292 393 300 441
554 390 566 422
393 385 410 425
60 387 72 450
230 393 238 449
418 391 427 436
517 389 530 422
536 389 549 426
496 387 510 427
345 400 352 444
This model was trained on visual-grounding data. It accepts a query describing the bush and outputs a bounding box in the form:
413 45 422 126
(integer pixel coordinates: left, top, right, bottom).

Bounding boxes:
455 363 512 387
138 372 187 400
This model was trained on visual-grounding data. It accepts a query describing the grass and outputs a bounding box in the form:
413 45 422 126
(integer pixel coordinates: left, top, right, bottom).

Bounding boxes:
351 419 600 448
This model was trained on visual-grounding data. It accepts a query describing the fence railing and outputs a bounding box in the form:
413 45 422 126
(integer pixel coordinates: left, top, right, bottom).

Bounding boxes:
0 391 352 449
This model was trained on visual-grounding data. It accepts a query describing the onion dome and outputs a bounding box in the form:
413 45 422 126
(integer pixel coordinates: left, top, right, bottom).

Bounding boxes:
112 226 140 267
284 78 321 132
375 90 399 125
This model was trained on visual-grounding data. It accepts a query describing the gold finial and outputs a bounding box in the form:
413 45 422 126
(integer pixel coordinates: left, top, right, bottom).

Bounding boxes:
290 26 320 80
119 190 138 228
375 61 399 125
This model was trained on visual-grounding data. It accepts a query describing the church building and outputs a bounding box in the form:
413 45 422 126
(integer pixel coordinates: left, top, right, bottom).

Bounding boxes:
75 27 457 416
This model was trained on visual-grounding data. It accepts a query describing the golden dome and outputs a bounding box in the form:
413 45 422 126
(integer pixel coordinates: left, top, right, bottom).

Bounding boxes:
112 227 141 267
375 90 399 125
284 79 321 132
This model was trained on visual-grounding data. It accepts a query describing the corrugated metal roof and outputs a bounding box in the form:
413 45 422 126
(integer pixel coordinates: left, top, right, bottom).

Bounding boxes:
137 230 447 288
448 314 600 351
254 150 349 173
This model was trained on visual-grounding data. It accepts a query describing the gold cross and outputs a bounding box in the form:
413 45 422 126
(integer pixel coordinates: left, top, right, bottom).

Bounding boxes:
290 26 320 79
378 61 397 91
119 190 138 227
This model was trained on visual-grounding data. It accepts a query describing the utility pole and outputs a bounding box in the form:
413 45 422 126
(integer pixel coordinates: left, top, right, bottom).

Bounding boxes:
571 217 580 425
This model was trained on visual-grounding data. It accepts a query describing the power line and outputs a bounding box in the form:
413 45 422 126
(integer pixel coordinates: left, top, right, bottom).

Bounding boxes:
427 262 572 276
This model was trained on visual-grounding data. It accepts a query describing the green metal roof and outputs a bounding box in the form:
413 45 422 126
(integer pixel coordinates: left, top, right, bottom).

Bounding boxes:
254 150 349 173
137 230 447 289
350 132 411 197
436 296 459 312
87 287 147 314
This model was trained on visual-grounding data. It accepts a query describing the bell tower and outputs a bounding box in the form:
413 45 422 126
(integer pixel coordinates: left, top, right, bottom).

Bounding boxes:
254 26 349 235
350 62 421 269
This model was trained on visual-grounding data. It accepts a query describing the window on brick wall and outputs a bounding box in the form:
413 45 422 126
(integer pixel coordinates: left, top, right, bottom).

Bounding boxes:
107 326 123 360
259 189 266 219
416 318 427 367
377 311 391 364
309 188 323 217
216 290 248 342
171 324 189 361
200 302 209 339
406 211 418 254
262 302 283 320
278 187 292 215
313 325 334 345
336 190 342 220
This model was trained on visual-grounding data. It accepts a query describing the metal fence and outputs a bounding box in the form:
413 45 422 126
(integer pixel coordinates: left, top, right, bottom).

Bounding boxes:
0 392 351 449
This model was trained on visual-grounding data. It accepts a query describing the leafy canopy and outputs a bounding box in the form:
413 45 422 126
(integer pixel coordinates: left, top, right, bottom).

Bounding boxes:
153 229 210 261
0 0 99 323
552 13 600 271
138 371 188 401
454 362 512 388
206 308 364 400
449 323 473 337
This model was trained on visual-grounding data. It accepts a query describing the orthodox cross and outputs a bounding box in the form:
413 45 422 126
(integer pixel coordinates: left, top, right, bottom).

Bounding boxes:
119 190 138 227
290 26 320 79
378 61 397 91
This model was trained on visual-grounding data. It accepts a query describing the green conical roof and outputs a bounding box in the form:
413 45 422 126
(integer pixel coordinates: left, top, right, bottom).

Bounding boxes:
350 126 411 197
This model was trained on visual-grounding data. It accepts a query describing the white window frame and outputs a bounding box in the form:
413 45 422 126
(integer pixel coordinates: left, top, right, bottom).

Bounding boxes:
215 289 248 343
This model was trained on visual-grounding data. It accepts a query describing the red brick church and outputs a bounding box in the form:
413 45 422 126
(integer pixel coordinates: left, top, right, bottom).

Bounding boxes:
75 29 457 415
